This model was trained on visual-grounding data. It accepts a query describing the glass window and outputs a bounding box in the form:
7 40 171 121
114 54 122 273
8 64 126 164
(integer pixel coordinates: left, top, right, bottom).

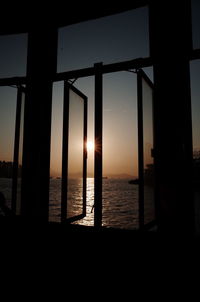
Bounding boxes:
15 90 25 215
191 0 200 50
67 88 85 219
49 82 64 222
142 76 155 225
102 71 139 229
0 87 17 208
0 33 28 78
58 7 149 72
190 59 200 233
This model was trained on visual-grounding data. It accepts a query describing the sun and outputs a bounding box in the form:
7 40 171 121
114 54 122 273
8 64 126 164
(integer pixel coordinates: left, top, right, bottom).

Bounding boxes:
87 141 94 152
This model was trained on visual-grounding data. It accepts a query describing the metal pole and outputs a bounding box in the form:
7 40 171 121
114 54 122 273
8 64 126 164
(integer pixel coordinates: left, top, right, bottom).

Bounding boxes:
83 97 88 216
137 71 144 229
94 63 103 228
61 81 69 222
11 87 22 214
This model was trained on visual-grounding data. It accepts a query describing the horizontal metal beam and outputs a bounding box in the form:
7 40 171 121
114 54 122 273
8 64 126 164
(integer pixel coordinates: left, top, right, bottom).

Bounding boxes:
0 57 153 87
54 57 153 82
0 77 26 87
2 48 200 88
0 1 149 35
102 57 153 73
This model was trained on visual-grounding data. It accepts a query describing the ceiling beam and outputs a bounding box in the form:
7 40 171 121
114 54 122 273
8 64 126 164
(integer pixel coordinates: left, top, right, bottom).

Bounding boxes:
0 1 149 35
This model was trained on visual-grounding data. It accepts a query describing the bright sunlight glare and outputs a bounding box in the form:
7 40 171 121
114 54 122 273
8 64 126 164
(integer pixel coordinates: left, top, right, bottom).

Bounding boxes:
87 141 94 152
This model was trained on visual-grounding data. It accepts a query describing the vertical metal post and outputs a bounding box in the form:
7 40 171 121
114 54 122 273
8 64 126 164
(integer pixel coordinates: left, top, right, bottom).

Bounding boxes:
94 63 103 228
61 81 70 223
137 71 144 229
21 28 58 221
12 87 22 214
149 0 194 233
83 97 88 216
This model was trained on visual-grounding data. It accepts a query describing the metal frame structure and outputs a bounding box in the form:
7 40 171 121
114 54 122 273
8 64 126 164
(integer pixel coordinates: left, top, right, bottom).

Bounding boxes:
52 60 155 228
137 71 144 229
0 58 154 228
0 50 199 229
137 69 156 230
61 81 88 224
0 0 200 233
11 85 26 214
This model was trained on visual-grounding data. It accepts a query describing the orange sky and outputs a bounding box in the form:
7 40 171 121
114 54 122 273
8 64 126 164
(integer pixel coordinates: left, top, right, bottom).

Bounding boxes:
50 73 140 178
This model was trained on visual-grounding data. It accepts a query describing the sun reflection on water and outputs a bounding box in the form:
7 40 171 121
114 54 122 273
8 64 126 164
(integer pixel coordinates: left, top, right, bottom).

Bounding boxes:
49 177 139 229
73 177 94 226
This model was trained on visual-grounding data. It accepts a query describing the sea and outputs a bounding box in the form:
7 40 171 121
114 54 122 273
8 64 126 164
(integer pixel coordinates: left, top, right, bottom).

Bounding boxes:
0 177 140 229
49 178 139 229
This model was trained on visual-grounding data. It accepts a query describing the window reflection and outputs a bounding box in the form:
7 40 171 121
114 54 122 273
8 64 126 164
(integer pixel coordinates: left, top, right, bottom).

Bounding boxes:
142 76 155 225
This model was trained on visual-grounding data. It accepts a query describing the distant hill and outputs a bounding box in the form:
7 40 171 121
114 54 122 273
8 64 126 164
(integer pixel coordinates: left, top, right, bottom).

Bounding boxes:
50 170 137 179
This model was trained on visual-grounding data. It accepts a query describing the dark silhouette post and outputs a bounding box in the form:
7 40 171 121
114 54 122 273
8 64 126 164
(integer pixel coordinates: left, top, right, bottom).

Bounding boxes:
12 87 22 214
61 82 69 223
137 71 144 229
149 0 194 234
21 27 58 221
83 92 88 217
94 63 103 228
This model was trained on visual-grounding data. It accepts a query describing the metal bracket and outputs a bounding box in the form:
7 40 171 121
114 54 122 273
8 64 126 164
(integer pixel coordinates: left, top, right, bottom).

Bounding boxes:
127 68 140 74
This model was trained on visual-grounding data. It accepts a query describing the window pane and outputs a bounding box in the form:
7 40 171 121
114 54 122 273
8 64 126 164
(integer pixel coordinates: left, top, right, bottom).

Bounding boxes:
142 77 155 225
102 72 139 229
0 87 17 209
67 88 84 219
49 82 64 222
16 91 25 215
0 34 28 78
192 0 200 49
190 60 200 233
70 77 95 226
58 7 149 72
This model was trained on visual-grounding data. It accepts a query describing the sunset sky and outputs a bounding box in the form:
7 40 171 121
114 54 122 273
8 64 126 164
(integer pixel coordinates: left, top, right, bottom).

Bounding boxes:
0 2 200 179
51 7 150 178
